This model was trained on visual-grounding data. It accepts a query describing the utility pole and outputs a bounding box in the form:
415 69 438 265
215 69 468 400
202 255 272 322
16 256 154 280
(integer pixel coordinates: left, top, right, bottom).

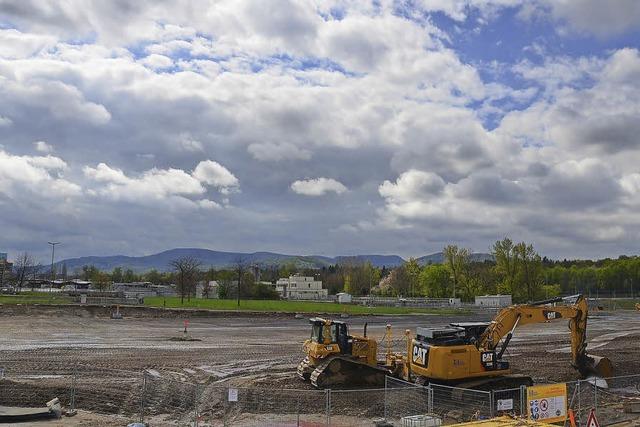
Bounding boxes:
48 242 60 286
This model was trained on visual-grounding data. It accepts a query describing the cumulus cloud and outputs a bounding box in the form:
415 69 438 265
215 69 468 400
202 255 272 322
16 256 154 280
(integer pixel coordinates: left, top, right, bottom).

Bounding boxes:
192 160 239 193
140 54 173 70
536 0 640 37
291 178 347 196
0 0 639 259
379 170 446 202
84 159 237 207
0 149 80 198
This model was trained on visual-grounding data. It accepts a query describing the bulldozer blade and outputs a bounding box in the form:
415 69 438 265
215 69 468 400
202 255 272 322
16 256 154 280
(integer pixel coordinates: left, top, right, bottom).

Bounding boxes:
579 354 614 379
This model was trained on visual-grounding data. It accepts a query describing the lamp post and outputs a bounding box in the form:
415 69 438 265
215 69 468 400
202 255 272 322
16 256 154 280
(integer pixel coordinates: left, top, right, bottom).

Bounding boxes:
48 242 59 290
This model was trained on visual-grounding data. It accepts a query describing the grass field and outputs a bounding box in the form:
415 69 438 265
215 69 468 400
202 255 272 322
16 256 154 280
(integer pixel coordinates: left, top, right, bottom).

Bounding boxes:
0 292 73 304
144 296 468 315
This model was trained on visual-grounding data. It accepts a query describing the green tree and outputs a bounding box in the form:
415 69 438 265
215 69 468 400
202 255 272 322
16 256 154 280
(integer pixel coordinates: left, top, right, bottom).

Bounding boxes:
144 269 162 284
387 266 410 296
514 242 543 301
404 258 421 297
418 264 451 297
493 238 520 296
91 270 111 291
111 267 123 283
343 274 352 294
443 245 470 298
123 268 137 283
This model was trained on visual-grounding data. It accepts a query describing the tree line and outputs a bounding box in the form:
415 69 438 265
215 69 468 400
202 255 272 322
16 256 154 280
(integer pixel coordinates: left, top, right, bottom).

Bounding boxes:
3 239 640 302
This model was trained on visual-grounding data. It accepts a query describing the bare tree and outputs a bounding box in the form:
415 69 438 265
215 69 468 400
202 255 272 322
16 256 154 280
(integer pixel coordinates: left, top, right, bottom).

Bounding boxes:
170 257 203 304
30 263 44 291
13 252 36 291
233 257 247 307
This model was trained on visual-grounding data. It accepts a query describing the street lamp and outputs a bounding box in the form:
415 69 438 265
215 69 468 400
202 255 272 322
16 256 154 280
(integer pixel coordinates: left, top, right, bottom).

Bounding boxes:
47 242 60 288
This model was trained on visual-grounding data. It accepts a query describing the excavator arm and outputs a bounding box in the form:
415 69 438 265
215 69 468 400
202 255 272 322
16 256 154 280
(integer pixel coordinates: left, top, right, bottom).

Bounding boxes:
478 295 613 378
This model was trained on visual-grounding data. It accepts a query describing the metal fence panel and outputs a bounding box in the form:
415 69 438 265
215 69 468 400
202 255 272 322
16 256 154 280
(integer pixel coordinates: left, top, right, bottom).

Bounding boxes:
430 383 492 422
2 366 640 426
383 376 432 424
567 374 640 426
492 387 525 418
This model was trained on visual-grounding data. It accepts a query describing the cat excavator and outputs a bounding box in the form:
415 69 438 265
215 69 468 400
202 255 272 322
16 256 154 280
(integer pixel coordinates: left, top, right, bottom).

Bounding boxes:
406 294 613 389
298 295 613 389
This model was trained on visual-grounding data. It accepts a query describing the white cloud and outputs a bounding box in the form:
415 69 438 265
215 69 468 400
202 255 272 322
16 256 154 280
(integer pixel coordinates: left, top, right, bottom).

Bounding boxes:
34 140 54 153
84 163 206 201
379 170 446 202
1 1 639 259
291 178 347 196
192 160 239 193
0 28 56 59
141 54 173 70
538 0 640 37
0 149 80 198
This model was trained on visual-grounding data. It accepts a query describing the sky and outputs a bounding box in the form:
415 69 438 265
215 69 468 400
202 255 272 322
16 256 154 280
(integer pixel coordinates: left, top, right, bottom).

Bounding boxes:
1 0 640 262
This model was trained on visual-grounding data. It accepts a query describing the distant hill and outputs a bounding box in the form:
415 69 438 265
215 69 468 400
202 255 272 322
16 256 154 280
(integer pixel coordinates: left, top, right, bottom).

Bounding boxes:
333 255 405 267
57 248 494 273
417 252 494 265
57 249 407 273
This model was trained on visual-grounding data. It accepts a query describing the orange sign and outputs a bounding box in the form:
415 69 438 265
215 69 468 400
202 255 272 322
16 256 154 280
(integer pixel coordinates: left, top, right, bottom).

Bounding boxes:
527 383 567 423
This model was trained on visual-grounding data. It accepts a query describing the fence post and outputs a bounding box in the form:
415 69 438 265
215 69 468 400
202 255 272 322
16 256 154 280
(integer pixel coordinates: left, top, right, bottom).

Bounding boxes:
223 388 227 427
428 384 433 414
489 390 494 418
520 385 526 416
139 371 146 423
70 365 77 412
594 380 597 418
577 381 581 426
194 382 199 427
325 389 331 427
383 376 388 420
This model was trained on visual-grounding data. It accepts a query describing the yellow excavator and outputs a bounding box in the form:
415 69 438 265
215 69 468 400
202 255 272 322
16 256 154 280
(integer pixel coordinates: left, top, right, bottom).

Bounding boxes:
297 318 405 388
298 295 613 389
406 294 613 389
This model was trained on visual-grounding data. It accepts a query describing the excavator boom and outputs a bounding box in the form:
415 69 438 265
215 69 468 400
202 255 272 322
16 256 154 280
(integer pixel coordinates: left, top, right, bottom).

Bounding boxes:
478 295 612 378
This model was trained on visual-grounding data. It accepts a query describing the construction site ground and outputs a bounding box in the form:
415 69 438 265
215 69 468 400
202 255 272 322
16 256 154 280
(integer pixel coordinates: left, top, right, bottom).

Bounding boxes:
1 305 639 424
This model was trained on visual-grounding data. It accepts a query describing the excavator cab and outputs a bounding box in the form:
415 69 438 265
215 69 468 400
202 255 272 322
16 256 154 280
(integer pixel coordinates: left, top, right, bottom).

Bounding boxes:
309 318 351 354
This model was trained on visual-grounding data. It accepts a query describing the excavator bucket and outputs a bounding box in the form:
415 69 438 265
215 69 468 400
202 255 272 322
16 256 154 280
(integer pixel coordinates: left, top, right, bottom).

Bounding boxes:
579 354 614 378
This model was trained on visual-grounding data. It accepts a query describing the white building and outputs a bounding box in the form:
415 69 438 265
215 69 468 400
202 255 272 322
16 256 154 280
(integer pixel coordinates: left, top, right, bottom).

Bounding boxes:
196 281 219 299
336 292 352 304
276 275 328 300
475 294 512 307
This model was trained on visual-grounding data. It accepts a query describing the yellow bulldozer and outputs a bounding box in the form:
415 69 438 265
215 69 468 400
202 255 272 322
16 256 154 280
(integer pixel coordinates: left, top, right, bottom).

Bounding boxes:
298 295 613 389
297 317 405 388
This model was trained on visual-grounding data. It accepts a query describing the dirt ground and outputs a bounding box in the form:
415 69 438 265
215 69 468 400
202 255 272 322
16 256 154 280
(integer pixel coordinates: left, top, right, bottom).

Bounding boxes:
1 306 639 425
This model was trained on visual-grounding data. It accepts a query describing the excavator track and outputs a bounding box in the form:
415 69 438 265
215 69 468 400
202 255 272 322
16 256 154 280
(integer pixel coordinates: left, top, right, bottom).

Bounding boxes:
309 356 390 389
297 357 313 381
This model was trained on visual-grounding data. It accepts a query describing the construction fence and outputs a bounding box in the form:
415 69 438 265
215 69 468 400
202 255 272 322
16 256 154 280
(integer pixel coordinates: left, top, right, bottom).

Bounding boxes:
1 367 639 426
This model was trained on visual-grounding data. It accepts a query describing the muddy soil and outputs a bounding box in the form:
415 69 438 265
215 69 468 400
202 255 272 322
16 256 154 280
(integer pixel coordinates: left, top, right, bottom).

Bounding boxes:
1 308 639 424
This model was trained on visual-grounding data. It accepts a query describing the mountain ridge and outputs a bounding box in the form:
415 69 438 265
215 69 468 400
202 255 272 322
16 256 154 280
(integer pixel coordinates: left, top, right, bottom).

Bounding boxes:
56 248 493 272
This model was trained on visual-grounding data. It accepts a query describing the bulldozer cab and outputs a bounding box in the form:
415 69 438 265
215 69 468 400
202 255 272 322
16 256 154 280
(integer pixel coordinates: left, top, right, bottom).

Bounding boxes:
309 318 350 354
